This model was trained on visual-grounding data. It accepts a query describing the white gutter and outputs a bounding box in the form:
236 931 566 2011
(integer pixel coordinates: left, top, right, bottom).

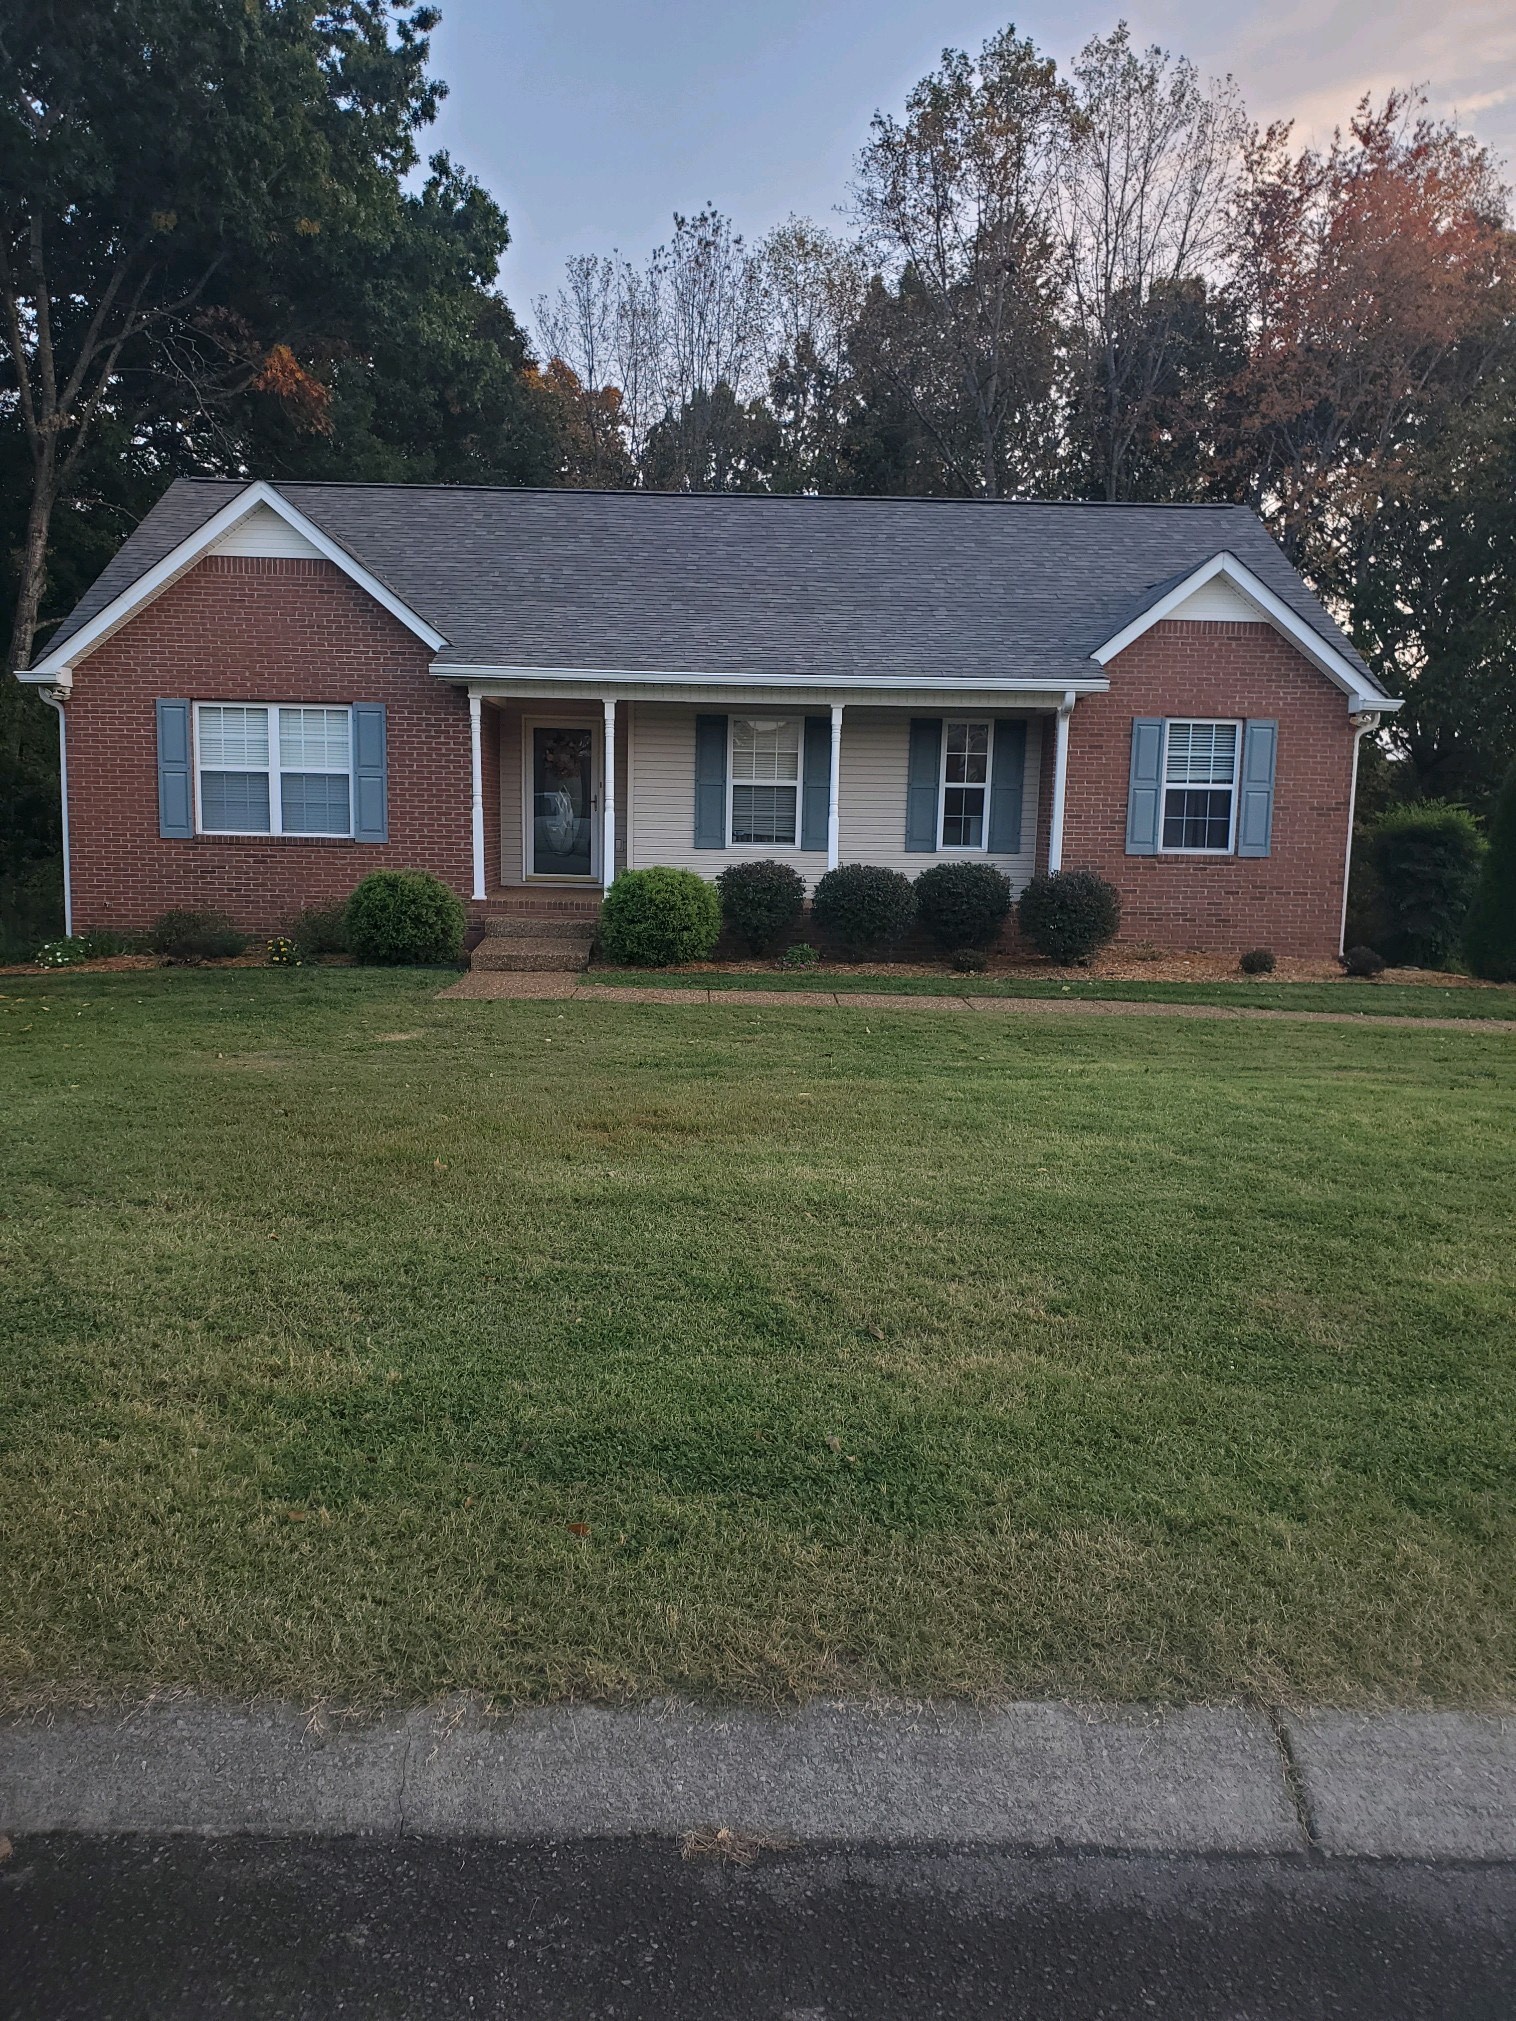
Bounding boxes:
1046 690 1076 874
431 662 1111 698
1340 711 1381 955
35 681 73 939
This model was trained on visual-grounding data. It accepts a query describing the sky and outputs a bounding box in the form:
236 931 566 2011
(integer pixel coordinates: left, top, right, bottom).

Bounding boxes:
419 0 1516 332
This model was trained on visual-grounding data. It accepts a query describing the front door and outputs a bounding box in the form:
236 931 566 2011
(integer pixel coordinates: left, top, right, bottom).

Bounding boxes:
526 723 598 880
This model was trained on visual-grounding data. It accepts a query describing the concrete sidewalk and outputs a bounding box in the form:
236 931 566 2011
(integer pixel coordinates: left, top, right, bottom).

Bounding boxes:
2 1700 1511 1857
439 972 1516 1031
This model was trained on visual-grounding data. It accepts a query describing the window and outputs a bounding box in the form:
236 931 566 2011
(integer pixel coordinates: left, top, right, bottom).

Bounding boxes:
196 704 353 837
729 716 801 845
1161 719 1239 852
940 719 991 848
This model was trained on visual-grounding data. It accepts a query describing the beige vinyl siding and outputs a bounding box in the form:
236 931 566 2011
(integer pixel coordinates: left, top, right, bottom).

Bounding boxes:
625 702 1041 894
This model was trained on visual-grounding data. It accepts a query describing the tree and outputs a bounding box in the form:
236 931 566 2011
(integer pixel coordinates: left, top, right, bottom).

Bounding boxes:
1463 760 1516 979
851 30 1066 496
1056 27 1246 500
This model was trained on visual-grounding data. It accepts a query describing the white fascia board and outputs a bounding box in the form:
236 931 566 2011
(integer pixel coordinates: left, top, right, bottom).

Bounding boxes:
26 481 446 678
1090 551 1400 713
432 661 1111 697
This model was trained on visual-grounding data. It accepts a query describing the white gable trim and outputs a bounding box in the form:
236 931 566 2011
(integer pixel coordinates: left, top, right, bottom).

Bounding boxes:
24 481 446 679
1090 551 1399 713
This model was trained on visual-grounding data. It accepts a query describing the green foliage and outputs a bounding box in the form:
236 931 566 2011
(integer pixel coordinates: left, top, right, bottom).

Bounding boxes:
266 936 302 967
343 871 465 966
1017 870 1122 964
950 946 990 973
914 861 1013 949
1240 948 1276 975
598 867 722 967
1463 762 1516 981
1343 945 1386 978
150 910 248 961
291 903 350 958
811 864 917 955
716 858 806 954
1363 801 1485 968
778 942 819 969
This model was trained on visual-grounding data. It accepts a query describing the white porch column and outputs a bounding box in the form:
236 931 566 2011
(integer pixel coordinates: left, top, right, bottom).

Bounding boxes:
602 696 617 886
1047 690 1076 874
826 703 843 870
468 690 486 900
1341 712 1380 954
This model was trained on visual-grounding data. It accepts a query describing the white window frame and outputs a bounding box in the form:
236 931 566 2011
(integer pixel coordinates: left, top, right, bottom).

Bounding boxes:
726 714 804 850
193 702 355 839
1158 717 1243 856
937 718 994 852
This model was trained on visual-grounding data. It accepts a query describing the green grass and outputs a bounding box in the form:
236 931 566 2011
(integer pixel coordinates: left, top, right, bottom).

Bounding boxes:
589 967 1516 1020
3 968 1513 1712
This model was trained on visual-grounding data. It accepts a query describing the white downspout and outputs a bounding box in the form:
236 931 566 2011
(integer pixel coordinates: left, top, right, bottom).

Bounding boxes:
1341 712 1380 955
1047 690 1076 874
468 690 486 901
38 682 73 939
826 703 843 871
602 696 617 887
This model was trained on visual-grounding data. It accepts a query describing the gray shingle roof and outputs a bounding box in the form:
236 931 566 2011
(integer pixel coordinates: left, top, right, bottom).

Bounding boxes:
39 478 1385 695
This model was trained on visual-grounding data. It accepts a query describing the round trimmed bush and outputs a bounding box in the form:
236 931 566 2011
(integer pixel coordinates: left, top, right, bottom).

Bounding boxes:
950 946 990 973
1463 761 1516 982
914 861 1012 950
344 871 465 965
1016 869 1121 965
150 909 249 961
810 863 917 956
716 858 805 954
1239 947 1276 976
1343 944 1386 978
598 866 721 967
1363 800 1484 968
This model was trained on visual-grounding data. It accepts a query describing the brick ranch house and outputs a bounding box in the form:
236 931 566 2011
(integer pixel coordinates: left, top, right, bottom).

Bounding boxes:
18 479 1398 959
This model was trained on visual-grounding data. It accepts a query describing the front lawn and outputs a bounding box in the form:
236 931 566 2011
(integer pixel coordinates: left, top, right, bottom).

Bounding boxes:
3 969 1512 1711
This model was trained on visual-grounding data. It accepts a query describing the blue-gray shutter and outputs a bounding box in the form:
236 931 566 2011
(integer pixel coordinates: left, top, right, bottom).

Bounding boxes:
800 716 830 852
694 713 727 848
156 699 193 838
986 719 1026 854
905 717 942 851
1125 718 1165 855
1236 718 1278 858
351 702 388 842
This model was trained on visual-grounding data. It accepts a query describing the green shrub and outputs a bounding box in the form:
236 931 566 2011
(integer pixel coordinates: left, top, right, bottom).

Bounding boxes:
598 866 721 966
291 903 349 958
950 946 989 973
716 858 806 954
811 863 916 955
150 909 249 961
1363 801 1484 968
1239 947 1276 976
1463 762 1516 982
778 942 819 969
344 871 465 966
914 861 1012 949
266 936 302 967
1016 869 1121 965
32 937 90 968
1343 944 1386 978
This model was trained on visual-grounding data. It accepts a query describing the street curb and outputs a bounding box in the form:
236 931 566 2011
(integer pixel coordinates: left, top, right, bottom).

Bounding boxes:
2 1700 1512 1855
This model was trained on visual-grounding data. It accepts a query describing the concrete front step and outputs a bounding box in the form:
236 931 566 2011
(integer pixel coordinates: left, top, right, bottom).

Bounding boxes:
483 916 597 940
471 938 592 973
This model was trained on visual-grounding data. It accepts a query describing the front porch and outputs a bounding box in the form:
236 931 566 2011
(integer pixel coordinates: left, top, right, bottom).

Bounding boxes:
464 689 1078 908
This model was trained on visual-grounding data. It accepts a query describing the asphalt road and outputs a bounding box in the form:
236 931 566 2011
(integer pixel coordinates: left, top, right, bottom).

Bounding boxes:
4 1837 1514 2020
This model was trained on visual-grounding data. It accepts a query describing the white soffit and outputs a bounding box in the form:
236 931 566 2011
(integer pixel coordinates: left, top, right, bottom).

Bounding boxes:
209 503 322 559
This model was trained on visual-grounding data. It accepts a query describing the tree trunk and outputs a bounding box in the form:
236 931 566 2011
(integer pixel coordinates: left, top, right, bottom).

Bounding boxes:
6 446 58 683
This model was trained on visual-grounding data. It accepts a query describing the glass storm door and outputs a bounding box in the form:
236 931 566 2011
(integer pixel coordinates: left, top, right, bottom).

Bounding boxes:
529 725 596 878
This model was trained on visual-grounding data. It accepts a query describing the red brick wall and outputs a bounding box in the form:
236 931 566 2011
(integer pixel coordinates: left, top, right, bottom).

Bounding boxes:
65 555 473 933
1059 619 1356 958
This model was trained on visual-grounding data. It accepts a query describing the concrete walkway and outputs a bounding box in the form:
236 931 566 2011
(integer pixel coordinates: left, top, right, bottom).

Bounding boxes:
440 971 1516 1032
3 1700 1512 1857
